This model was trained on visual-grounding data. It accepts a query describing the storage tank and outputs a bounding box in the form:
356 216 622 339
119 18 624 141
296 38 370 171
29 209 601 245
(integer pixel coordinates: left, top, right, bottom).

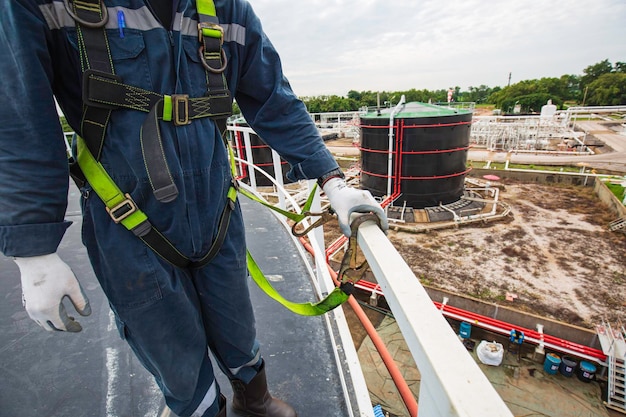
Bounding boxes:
231 121 290 186
360 102 472 208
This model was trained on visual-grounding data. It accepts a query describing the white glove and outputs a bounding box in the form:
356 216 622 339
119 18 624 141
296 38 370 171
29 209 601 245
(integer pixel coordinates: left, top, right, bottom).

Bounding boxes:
14 253 91 332
323 177 388 237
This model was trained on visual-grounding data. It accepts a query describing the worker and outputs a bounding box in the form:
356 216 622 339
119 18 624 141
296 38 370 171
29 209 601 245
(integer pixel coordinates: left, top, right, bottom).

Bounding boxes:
0 1 387 416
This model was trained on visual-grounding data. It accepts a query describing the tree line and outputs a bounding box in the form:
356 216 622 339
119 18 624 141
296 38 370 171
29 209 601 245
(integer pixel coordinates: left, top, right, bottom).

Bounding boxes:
298 59 626 114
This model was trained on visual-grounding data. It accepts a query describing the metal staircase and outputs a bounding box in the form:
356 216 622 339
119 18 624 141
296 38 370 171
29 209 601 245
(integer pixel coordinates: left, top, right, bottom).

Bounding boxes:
609 216 626 233
596 320 626 413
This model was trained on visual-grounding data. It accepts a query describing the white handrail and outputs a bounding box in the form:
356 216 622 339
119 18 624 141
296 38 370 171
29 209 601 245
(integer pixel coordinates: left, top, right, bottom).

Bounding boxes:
357 220 514 417
228 122 515 417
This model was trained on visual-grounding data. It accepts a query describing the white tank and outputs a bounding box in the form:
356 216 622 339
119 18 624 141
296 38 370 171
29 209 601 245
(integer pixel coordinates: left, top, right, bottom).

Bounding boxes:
541 99 557 119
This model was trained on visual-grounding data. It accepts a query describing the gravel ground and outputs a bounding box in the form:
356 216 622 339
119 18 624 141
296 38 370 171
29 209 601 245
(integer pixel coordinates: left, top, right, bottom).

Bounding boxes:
326 179 626 329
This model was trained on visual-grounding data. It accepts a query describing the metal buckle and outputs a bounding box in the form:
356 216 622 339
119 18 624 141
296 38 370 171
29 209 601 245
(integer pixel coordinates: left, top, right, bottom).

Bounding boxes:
172 94 190 126
198 22 224 44
64 0 108 28
106 194 137 223
198 47 228 74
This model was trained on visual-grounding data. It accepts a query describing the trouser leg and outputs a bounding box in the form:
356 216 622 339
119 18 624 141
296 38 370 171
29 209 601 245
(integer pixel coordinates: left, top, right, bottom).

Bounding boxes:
191 203 261 384
84 224 225 416
191 205 296 417
105 264 224 417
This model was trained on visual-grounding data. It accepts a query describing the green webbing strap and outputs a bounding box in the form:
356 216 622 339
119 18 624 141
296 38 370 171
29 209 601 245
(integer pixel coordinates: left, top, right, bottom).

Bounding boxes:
239 185 352 315
226 152 350 314
76 136 149 231
224 140 316 223
246 251 350 316
197 0 217 20
238 185 317 223
224 139 350 314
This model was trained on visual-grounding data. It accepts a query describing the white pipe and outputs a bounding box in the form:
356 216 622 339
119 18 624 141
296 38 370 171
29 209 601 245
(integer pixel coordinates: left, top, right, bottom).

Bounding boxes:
387 95 406 198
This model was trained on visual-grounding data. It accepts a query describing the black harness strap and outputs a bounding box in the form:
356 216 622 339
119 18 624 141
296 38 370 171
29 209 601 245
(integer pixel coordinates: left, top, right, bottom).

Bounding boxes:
69 0 235 270
68 0 114 160
141 101 179 202
82 71 232 118
198 12 231 138
140 191 235 268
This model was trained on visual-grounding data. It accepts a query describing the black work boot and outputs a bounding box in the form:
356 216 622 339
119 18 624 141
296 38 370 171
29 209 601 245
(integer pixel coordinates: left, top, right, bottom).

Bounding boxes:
230 361 297 417
217 394 227 417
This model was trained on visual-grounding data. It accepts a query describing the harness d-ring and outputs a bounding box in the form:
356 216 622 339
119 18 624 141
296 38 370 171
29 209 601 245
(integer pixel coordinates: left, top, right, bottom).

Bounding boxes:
198 47 228 74
63 0 109 28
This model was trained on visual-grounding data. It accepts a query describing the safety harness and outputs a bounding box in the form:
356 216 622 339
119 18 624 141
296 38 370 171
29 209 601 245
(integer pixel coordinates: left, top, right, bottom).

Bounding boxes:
66 0 364 316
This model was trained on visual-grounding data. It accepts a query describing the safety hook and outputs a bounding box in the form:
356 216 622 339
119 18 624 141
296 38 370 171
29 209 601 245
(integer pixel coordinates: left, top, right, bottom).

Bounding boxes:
336 213 383 294
291 210 335 237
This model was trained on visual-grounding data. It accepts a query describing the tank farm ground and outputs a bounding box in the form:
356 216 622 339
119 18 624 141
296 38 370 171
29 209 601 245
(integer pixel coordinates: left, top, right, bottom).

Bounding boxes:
321 135 626 417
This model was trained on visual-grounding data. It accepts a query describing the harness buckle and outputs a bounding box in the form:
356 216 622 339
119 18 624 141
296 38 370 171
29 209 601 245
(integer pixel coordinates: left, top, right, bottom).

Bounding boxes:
172 94 191 126
198 22 224 45
106 193 138 223
64 0 109 29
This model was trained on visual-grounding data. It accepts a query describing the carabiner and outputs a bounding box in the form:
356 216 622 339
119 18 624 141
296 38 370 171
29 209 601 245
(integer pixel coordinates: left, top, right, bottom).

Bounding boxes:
337 236 368 294
291 210 335 237
336 213 382 294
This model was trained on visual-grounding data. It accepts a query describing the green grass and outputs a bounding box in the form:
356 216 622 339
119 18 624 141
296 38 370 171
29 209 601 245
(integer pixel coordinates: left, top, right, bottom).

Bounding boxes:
606 182 625 201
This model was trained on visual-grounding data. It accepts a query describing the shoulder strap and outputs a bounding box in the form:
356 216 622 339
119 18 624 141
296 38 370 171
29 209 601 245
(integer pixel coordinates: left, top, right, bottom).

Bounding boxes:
197 0 232 138
65 0 113 160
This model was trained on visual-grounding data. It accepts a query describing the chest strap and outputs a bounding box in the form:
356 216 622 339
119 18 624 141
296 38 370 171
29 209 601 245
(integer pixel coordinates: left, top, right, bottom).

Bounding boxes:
83 70 232 122
69 0 232 203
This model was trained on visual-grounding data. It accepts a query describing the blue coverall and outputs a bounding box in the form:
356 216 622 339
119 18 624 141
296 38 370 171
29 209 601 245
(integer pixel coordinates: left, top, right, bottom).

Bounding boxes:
0 1 340 416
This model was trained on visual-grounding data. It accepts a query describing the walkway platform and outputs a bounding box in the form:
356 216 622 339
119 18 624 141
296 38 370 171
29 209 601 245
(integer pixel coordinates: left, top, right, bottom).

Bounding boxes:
0 185 357 416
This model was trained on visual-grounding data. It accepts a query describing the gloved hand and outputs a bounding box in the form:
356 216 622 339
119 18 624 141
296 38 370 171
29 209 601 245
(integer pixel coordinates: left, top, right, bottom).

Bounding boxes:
323 177 388 237
14 253 91 332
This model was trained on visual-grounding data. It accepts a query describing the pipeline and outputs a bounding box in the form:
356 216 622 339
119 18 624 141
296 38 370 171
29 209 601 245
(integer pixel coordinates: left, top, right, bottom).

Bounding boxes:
387 96 406 198
354 279 606 364
299 238 419 417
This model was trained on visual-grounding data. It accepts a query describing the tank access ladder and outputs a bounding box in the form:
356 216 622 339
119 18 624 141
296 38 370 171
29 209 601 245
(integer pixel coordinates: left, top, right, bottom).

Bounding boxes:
596 320 626 413
609 217 626 233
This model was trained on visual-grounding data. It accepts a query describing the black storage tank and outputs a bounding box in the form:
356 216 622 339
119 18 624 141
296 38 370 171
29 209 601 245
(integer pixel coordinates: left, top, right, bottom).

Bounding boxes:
360 102 472 208
231 122 290 186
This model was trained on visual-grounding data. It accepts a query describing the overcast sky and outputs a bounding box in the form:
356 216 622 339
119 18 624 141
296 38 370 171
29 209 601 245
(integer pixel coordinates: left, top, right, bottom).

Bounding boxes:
250 0 626 97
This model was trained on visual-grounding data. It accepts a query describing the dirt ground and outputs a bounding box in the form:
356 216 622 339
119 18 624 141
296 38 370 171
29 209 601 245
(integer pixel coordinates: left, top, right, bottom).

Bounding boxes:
326 179 626 329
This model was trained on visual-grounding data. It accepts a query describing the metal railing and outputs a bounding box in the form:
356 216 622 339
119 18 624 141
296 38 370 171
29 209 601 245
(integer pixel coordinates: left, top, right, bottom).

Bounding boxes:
227 123 514 417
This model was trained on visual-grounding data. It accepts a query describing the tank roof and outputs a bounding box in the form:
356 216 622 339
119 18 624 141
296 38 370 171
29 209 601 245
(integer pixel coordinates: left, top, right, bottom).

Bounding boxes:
362 101 472 119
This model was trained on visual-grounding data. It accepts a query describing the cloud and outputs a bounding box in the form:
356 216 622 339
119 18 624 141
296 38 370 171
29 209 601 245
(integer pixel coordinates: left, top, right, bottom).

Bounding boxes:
251 0 626 96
